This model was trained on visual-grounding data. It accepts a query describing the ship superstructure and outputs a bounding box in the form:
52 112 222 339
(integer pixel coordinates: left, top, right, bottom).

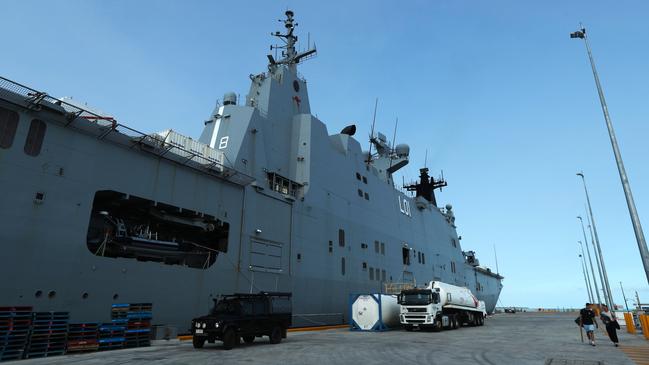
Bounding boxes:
0 10 502 329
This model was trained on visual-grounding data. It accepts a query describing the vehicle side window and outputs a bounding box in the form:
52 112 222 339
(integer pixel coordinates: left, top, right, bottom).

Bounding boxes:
0 107 19 149
253 300 265 315
241 301 254 316
24 119 46 156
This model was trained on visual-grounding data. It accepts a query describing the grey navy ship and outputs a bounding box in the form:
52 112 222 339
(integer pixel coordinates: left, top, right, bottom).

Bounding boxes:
0 10 503 330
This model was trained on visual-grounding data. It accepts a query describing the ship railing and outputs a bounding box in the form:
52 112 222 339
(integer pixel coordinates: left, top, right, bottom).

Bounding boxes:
0 75 255 186
383 282 416 295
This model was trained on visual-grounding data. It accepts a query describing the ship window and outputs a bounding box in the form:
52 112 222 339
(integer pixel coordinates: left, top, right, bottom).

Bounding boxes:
297 253 302 261
357 189 363 197
374 241 379 253
267 172 301 197
380 242 385 255
86 190 229 269
24 119 46 156
361 242 367 249
422 253 425 265
364 192 369 200
451 261 456 273
402 247 410 265
341 257 346 276
362 176 367 184
382 269 386 282
418 251 422 264
356 172 361 181
362 262 367 270
0 106 19 149
451 239 457 247
328 240 333 253
338 229 345 247
369 267 374 280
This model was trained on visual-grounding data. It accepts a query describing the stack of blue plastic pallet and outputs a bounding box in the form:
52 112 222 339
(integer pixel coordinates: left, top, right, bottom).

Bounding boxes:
23 312 69 359
0 306 32 362
98 324 125 351
112 303 152 348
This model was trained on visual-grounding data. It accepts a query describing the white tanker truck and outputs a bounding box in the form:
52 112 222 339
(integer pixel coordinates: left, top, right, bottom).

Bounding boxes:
397 281 486 331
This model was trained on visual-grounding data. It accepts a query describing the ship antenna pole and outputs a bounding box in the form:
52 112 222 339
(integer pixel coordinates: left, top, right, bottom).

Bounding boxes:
424 149 428 169
388 117 398 170
366 98 378 166
493 243 499 275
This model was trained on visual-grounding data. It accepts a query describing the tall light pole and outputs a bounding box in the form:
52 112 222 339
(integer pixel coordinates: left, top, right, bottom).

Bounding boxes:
571 26 649 285
577 172 615 308
579 254 593 303
578 242 594 302
578 215 609 307
580 239 601 305
620 281 629 311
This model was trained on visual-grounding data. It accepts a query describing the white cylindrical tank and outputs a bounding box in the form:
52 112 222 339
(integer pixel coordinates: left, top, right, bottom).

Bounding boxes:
351 294 400 331
431 281 479 309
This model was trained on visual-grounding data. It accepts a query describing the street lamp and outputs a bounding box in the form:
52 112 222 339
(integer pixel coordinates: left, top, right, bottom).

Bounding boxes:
571 26 649 285
579 254 593 303
577 172 615 308
578 215 608 307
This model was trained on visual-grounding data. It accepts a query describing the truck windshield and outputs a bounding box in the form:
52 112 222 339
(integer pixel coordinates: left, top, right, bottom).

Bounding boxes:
211 299 240 315
401 292 431 305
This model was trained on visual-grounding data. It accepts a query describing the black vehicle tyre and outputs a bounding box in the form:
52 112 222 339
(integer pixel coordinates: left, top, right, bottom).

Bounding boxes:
480 316 485 326
432 318 443 332
222 329 238 350
192 336 206 349
269 326 282 344
243 335 255 344
452 315 458 329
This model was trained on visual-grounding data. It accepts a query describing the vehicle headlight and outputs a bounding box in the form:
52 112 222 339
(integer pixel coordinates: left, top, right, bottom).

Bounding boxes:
202 323 206 328
214 322 220 328
195 322 200 328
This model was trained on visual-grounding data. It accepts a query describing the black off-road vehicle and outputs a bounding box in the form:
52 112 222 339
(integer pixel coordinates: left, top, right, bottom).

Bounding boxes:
191 292 292 350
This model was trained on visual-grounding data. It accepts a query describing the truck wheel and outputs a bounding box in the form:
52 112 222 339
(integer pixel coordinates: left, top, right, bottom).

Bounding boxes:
192 336 206 349
222 329 238 350
452 315 459 329
479 316 485 326
243 335 255 344
269 326 282 344
432 318 443 332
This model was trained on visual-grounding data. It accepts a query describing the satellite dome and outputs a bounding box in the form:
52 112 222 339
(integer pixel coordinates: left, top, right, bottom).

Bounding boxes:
445 204 453 210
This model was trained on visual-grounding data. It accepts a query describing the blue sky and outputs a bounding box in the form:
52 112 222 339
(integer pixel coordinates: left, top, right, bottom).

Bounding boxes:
2 0 648 309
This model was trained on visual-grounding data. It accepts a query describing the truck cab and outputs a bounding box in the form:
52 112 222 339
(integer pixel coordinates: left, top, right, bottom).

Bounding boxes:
191 292 291 350
398 288 444 331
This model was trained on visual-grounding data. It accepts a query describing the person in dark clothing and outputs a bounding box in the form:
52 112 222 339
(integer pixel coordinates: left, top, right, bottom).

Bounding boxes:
600 305 620 347
580 303 599 346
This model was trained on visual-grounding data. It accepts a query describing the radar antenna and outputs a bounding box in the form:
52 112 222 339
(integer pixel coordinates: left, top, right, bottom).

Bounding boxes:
268 10 317 68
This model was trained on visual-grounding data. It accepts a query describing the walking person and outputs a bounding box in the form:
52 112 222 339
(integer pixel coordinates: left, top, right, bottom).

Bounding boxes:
579 303 599 346
600 305 620 347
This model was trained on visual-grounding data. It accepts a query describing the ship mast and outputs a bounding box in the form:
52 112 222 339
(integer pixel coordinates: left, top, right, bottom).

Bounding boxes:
267 10 317 72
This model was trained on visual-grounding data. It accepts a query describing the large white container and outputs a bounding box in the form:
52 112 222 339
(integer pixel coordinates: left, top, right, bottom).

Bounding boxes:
430 281 479 309
155 129 224 171
351 294 400 331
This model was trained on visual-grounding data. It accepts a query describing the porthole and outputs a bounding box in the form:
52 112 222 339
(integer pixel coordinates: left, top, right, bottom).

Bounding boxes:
47 290 56 299
82 292 89 299
112 293 119 300
34 290 43 298
293 80 300 92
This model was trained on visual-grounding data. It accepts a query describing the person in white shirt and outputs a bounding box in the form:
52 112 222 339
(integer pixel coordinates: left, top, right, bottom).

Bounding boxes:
600 305 620 347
